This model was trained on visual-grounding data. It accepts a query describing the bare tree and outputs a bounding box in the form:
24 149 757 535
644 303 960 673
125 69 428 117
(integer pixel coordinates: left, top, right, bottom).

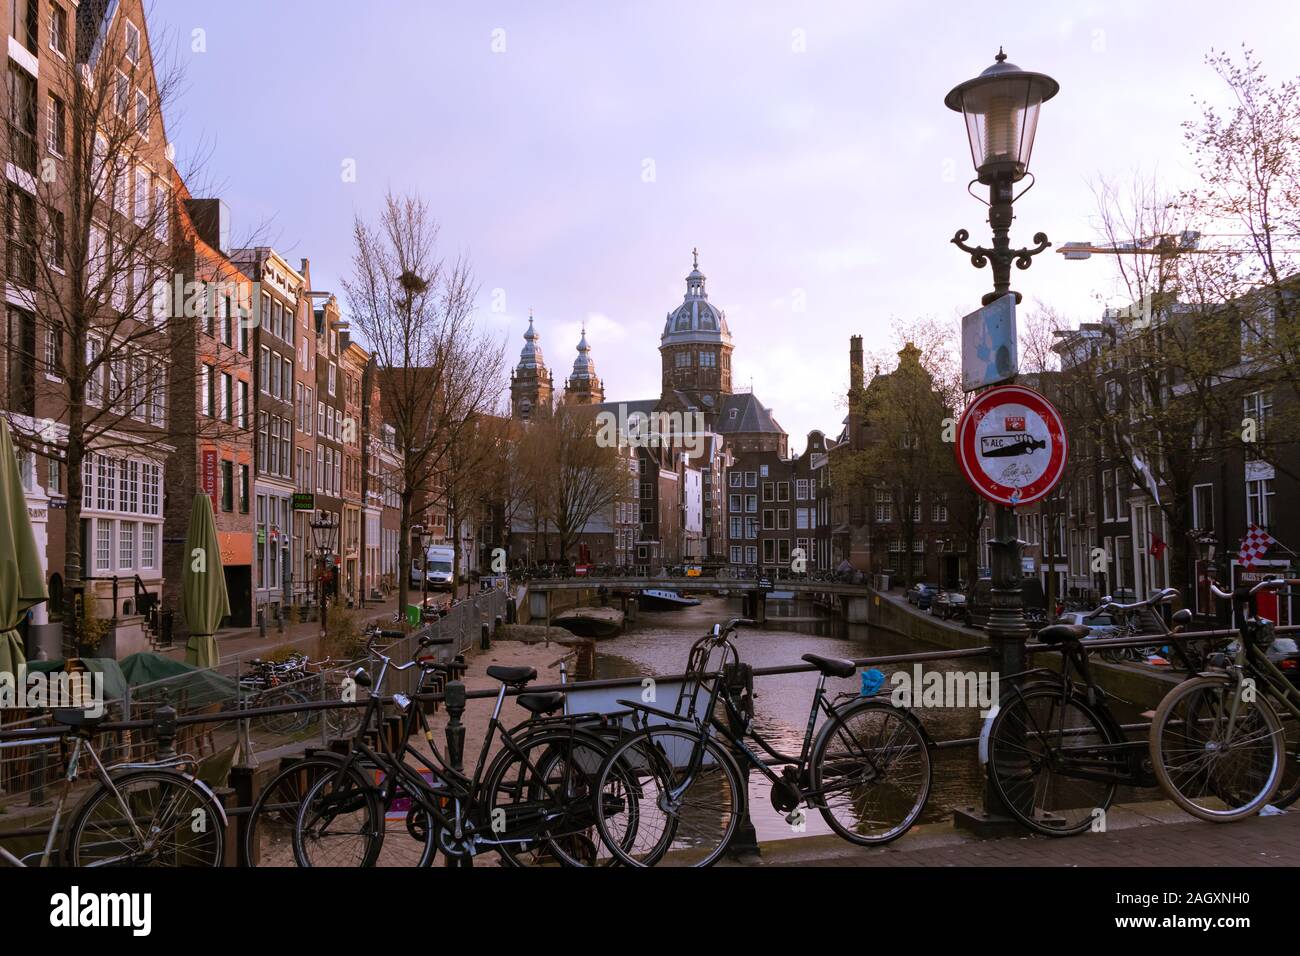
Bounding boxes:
529 406 624 561
343 191 505 616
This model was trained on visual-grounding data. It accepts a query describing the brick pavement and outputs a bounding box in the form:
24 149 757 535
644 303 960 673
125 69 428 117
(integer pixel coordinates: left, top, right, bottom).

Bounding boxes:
743 809 1300 867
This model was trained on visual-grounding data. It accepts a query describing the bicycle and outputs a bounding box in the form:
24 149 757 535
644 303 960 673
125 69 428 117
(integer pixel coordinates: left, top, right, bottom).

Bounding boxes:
1149 576 1300 821
591 618 934 867
281 628 638 867
984 587 1183 836
0 709 226 867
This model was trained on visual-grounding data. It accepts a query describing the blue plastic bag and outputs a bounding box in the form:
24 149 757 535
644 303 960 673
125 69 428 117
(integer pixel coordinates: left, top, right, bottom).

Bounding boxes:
860 668 886 697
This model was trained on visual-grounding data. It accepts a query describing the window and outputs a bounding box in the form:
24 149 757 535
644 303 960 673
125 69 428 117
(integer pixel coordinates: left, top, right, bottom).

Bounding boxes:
762 509 774 531
134 167 150 224
7 65 38 173
1102 470 1114 522
240 464 250 514
777 510 790 531
140 524 155 570
5 185 36 286
49 4 68 57
796 479 808 500
115 70 130 118
699 351 716 367
1192 483 1214 532
1243 391 1272 458
46 93 66 156
730 546 742 564
44 323 63 379
1246 478 1274 530
124 20 141 64
729 471 742 488
777 482 790 502
729 517 743 539
675 351 691 368
931 501 948 523
239 380 249 429
135 89 149 138
220 460 234 512
218 372 231 422
201 364 213 417
154 183 169 242
260 347 271 393
119 521 135 570
874 489 892 523
328 362 336 395
96 521 112 572
762 482 774 503
745 471 757 488
149 365 166 426
745 494 757 513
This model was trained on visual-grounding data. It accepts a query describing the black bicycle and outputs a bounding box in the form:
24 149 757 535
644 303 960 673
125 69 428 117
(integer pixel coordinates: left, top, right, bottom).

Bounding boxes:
279 629 639 867
591 618 933 867
984 587 1185 836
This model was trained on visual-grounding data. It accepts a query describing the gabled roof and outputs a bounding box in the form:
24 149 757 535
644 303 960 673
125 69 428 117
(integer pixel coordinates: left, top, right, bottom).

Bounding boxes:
717 393 783 435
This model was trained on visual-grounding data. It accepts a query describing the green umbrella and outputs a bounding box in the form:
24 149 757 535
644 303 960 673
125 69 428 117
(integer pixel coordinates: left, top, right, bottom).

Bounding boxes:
182 494 230 668
0 418 47 676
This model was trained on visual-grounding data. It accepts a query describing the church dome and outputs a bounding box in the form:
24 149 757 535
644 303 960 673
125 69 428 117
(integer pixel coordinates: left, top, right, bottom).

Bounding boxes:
661 249 733 347
517 315 545 371
570 326 597 380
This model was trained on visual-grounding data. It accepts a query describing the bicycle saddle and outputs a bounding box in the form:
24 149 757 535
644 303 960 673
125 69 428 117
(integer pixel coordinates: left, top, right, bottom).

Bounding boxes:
487 665 537 687
801 654 857 679
52 708 105 730
516 692 565 715
1036 624 1092 645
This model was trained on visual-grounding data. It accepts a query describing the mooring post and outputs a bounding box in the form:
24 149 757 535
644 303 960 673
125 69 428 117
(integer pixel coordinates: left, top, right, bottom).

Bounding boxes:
722 661 761 859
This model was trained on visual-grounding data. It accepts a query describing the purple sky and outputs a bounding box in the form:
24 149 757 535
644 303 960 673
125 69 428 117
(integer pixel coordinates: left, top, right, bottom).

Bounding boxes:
149 0 1299 449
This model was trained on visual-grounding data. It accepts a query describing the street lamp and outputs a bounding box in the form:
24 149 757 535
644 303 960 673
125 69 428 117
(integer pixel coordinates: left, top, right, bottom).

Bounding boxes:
947 49 1059 305
309 511 339 640
946 49 1060 687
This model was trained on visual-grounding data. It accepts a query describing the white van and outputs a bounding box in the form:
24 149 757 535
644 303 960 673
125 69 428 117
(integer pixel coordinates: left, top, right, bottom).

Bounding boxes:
411 545 456 591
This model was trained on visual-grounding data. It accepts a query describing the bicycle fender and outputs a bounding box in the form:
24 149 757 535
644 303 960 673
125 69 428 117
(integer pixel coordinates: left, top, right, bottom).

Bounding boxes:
978 706 998 766
107 767 230 828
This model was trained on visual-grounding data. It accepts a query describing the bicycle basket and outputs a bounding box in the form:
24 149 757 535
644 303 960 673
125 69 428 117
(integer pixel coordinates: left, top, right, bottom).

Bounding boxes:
1247 618 1276 648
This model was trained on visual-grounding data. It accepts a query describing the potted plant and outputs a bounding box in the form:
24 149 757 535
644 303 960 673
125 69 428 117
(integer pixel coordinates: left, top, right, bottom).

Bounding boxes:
76 596 114 659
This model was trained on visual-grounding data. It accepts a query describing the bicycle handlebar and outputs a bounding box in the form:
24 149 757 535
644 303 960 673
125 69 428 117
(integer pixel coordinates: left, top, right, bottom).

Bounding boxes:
1085 587 1178 619
1208 577 1300 601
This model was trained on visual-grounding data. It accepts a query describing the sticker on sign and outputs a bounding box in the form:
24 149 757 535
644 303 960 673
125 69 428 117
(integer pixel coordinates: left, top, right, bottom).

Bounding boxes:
956 384 1067 507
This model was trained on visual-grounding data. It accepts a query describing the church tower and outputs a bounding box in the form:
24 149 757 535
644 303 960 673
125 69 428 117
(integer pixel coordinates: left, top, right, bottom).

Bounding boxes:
510 315 553 421
659 249 733 406
563 326 605 405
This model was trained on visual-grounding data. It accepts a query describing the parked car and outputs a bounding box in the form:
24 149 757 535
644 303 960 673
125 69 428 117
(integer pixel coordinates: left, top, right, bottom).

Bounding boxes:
965 578 1048 633
906 582 941 609
929 589 967 620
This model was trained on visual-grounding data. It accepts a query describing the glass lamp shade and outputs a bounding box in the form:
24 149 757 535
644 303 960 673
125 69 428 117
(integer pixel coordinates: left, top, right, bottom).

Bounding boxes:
945 51 1059 184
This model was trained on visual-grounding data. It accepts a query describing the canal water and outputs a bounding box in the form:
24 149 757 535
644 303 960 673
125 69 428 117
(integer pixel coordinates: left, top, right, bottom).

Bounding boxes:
592 595 988 843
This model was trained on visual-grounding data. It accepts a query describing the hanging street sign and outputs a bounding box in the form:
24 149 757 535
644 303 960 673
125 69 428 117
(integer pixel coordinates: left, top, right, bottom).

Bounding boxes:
956 383 1067 507
961 293 1018 392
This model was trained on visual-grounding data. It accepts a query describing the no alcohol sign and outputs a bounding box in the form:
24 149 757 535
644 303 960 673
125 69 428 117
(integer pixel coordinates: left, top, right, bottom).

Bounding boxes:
956 384 1067 507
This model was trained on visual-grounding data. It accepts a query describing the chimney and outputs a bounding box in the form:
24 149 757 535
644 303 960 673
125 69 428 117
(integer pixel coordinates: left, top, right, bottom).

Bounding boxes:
849 335 864 392
185 198 230 254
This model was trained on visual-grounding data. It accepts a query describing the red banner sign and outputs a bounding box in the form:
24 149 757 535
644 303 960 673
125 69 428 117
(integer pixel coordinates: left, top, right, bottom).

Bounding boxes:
202 449 219 511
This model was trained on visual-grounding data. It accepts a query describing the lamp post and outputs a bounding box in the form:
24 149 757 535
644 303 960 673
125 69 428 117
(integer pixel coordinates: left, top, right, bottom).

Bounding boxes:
946 49 1059 685
310 511 339 641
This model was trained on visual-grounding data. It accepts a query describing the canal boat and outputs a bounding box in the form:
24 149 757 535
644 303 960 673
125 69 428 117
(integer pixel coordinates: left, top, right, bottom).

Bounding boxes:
553 606 625 639
638 589 702 611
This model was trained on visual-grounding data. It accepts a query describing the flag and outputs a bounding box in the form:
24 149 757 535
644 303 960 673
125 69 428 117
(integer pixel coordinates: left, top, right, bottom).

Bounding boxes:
1150 532 1167 560
1237 523 1276 570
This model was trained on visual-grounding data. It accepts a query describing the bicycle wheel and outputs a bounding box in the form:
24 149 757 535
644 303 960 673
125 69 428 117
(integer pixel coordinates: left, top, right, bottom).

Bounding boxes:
66 770 225 867
1271 713 1300 809
1150 674 1285 821
811 699 932 846
293 762 384 866
256 688 312 736
593 725 744 868
482 727 620 867
987 684 1121 836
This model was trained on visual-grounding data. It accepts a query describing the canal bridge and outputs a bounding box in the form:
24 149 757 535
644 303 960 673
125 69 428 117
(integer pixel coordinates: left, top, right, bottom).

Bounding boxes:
518 575 873 624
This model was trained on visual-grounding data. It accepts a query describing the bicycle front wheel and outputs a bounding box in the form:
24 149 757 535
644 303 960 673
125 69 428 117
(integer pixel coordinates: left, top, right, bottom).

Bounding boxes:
987 685 1122 836
1150 674 1285 822
594 725 743 868
294 763 384 866
811 699 932 846
67 770 225 867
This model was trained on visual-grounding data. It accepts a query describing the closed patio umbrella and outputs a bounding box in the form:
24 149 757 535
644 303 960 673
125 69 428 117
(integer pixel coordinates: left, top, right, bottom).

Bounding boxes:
0 418 47 675
182 494 230 668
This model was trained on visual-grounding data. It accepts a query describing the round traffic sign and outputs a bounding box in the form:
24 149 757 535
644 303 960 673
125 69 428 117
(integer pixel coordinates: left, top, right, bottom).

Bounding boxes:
955 384 1067 507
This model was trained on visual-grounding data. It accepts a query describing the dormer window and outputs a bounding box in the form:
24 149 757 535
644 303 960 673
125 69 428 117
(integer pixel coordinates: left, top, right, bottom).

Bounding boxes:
124 21 140 64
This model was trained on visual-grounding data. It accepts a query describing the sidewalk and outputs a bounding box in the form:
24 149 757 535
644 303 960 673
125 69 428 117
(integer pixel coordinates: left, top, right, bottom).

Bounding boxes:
159 594 449 666
738 802 1300 867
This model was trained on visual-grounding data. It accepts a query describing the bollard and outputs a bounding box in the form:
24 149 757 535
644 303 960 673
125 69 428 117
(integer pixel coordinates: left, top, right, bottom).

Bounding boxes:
494 615 503 638
506 597 517 624
277 606 285 634
153 692 178 761
258 607 267 638
721 661 761 858
480 622 491 651
444 681 466 773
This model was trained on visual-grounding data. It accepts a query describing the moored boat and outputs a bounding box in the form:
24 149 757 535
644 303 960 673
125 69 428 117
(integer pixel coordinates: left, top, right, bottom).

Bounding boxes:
639 589 702 611
553 606 625 639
